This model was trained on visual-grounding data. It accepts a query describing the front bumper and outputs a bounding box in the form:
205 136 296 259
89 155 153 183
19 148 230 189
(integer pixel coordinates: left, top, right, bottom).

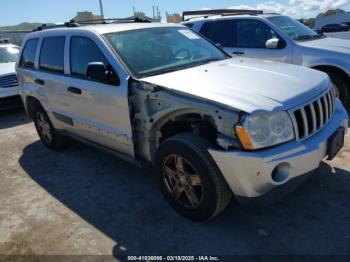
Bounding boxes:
0 86 20 99
0 86 22 110
209 100 348 200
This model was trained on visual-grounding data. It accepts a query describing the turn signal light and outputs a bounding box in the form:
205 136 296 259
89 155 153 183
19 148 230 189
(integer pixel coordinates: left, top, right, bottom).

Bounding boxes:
235 126 254 150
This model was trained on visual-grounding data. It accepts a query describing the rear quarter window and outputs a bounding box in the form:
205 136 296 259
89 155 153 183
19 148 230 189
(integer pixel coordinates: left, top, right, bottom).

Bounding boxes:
20 39 38 69
39 37 65 73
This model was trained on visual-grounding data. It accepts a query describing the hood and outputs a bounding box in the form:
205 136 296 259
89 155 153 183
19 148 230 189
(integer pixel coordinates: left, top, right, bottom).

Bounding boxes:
141 58 330 113
0 62 16 76
297 37 350 54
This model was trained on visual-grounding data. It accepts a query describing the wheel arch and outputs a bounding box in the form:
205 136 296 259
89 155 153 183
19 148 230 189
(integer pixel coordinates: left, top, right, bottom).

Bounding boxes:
311 64 350 81
26 96 44 119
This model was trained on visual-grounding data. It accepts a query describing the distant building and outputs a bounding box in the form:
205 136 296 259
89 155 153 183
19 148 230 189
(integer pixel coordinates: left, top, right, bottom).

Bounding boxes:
315 11 350 29
73 11 102 22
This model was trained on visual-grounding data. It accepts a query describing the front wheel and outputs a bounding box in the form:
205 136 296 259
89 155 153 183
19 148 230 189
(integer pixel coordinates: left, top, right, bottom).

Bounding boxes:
154 133 232 221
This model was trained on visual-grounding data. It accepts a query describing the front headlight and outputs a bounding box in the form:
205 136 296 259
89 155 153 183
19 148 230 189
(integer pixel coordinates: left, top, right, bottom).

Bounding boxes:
235 111 295 150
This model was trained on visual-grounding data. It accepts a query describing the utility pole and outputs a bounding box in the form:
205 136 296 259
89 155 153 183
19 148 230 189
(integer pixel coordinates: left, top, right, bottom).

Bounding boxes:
99 0 104 19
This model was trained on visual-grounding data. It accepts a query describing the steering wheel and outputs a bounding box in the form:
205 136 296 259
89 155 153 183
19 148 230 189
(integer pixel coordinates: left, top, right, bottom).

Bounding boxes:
174 48 191 59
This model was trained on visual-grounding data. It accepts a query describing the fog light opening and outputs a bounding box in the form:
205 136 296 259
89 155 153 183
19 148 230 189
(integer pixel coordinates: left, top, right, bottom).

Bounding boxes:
271 163 290 184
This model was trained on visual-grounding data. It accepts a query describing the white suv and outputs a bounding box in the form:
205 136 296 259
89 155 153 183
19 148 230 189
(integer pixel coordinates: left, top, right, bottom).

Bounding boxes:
183 10 350 112
0 41 21 110
17 20 348 220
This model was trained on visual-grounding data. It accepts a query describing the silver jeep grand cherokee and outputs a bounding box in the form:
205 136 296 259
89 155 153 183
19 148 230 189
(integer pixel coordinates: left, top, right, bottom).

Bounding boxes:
17 20 348 221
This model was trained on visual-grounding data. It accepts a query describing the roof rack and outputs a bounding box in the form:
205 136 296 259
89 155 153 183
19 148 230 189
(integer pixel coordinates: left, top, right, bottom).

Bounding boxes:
74 17 152 24
182 9 263 21
32 17 152 32
33 21 79 32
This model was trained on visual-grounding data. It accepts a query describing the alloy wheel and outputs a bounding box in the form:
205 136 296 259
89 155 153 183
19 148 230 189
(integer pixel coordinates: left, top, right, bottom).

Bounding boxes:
162 154 203 209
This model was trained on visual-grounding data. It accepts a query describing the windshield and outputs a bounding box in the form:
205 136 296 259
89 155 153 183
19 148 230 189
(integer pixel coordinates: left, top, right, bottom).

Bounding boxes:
105 27 229 78
0 46 19 63
268 16 321 41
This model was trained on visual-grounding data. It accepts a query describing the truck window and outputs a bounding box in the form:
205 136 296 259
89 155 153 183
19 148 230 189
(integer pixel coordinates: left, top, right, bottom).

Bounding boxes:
39 37 65 73
70 36 108 77
236 20 279 48
20 39 38 69
199 20 236 47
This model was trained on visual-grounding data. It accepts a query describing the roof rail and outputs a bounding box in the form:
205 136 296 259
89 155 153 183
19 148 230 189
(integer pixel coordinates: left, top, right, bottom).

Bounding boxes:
73 17 152 24
32 21 79 32
32 17 152 32
182 9 263 21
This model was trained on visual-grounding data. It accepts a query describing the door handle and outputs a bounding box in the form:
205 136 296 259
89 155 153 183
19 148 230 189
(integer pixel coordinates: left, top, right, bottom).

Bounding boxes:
35 79 45 85
233 51 245 55
67 87 82 95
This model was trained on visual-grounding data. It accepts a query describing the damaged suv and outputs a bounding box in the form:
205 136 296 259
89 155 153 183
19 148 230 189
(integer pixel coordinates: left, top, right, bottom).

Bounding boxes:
17 21 348 221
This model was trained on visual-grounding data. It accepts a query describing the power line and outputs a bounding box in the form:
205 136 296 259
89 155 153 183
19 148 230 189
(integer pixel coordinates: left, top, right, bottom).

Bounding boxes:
99 0 104 19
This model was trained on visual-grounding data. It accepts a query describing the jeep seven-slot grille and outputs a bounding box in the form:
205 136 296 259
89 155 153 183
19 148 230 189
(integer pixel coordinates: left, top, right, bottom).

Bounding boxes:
0 74 18 88
290 87 336 140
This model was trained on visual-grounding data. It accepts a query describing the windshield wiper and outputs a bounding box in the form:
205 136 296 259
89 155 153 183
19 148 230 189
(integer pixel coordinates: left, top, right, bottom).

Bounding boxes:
295 33 325 41
141 58 225 77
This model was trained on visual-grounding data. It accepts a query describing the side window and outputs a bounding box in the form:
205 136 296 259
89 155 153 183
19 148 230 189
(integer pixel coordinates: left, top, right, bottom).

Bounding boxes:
39 37 65 73
199 20 236 47
184 23 194 28
20 39 38 69
70 37 108 77
236 20 279 48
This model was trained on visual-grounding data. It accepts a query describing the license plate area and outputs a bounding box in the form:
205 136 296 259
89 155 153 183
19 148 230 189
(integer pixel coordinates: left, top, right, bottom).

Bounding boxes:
327 127 345 160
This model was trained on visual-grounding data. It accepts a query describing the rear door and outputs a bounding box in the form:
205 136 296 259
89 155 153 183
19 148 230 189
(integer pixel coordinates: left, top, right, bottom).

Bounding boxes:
199 19 237 54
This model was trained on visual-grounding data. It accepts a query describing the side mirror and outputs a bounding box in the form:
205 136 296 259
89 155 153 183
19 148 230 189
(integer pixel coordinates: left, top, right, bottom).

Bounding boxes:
86 62 120 85
265 38 284 49
87 62 107 82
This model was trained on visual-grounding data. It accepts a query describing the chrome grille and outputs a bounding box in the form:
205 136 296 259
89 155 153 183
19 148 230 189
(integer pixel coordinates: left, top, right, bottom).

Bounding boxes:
290 87 336 140
0 74 18 88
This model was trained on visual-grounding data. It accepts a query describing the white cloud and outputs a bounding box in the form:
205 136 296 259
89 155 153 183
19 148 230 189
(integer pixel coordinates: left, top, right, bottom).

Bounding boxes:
227 0 350 18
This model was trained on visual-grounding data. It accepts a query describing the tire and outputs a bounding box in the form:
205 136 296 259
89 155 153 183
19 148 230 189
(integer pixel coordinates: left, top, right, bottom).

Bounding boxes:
33 105 67 150
328 72 350 113
154 133 232 221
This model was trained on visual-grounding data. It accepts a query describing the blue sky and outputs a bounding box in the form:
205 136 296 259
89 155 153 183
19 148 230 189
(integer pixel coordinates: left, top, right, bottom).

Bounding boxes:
1 0 350 26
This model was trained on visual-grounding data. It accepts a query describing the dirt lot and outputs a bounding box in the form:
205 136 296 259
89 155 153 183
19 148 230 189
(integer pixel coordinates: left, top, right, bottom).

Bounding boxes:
0 109 350 257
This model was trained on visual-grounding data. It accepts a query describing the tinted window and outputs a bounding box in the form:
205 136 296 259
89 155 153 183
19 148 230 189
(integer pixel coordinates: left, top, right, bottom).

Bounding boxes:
70 37 108 77
20 39 38 68
39 37 65 73
184 23 194 28
199 20 236 47
237 20 279 48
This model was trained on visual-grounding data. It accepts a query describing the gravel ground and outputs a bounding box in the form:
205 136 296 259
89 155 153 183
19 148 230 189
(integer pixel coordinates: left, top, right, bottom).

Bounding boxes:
0 109 350 258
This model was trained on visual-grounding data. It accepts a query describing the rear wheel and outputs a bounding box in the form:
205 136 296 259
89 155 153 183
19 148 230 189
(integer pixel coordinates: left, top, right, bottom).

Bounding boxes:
328 72 350 113
154 133 232 221
33 106 67 150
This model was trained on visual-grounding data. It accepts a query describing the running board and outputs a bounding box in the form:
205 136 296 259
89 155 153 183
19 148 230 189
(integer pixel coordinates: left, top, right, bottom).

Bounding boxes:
60 131 144 168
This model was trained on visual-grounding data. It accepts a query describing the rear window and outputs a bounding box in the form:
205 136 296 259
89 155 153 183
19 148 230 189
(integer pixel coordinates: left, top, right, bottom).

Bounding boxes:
39 37 65 73
20 39 38 68
199 20 236 47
